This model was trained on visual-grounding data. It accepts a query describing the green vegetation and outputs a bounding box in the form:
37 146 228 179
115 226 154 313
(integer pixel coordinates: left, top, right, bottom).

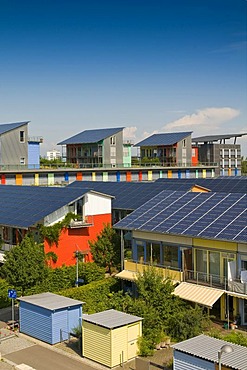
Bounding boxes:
89 224 121 274
0 236 47 296
38 212 78 246
207 326 247 347
241 156 247 175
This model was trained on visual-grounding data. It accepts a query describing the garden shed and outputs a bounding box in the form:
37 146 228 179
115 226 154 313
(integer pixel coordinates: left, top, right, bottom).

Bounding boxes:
18 292 83 344
82 309 142 368
172 334 247 370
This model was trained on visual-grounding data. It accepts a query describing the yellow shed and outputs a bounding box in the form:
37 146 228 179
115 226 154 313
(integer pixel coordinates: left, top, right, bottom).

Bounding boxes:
82 309 142 368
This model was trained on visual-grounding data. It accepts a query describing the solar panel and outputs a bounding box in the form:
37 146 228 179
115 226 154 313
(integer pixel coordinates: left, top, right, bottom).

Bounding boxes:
114 191 247 243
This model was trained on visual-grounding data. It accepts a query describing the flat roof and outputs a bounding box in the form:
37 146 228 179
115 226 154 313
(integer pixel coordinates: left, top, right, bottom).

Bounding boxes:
172 334 247 369
82 309 142 329
192 133 247 143
18 292 84 310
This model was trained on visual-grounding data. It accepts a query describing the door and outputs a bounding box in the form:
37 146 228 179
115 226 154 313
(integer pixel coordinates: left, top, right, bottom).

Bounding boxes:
127 323 139 360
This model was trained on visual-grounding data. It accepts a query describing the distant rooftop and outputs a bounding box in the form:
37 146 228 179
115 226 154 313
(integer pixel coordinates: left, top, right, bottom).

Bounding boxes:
135 132 192 147
58 127 125 145
192 133 247 144
0 121 30 135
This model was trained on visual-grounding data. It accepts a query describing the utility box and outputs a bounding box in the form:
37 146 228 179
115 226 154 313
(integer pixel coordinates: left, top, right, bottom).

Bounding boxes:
82 309 142 368
18 292 83 344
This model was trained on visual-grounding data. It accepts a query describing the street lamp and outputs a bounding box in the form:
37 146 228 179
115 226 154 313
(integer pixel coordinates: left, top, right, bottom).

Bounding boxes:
218 344 234 370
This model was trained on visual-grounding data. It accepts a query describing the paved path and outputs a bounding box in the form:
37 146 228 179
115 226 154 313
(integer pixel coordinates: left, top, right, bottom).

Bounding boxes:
4 345 100 370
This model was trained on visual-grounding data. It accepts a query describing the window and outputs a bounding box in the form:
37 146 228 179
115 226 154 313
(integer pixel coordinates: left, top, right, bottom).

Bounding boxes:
20 157 25 165
182 139 186 147
162 245 178 268
20 131 25 142
110 146 116 157
110 136 116 145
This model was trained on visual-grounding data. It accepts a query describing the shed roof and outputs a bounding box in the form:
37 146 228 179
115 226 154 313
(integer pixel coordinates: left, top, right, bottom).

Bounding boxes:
172 334 247 370
114 190 247 243
192 133 247 143
0 185 111 228
18 292 84 311
134 132 192 147
0 121 30 135
57 127 124 145
82 309 142 329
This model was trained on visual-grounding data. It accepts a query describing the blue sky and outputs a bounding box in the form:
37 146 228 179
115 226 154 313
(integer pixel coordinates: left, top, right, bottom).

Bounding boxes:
0 0 246 156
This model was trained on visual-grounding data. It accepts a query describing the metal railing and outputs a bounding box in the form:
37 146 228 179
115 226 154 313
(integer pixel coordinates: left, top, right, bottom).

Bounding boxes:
184 270 227 289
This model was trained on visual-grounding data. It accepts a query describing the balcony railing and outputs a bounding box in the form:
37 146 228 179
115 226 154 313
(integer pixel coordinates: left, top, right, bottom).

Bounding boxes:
124 260 183 282
184 270 227 289
69 215 94 228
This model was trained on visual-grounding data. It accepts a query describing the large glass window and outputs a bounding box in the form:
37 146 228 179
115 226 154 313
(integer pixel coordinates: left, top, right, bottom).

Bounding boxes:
146 242 161 265
163 245 178 268
136 242 145 263
209 251 220 276
196 249 207 273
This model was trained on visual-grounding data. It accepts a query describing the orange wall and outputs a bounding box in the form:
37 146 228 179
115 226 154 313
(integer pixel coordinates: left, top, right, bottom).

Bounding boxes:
192 147 199 165
44 213 112 267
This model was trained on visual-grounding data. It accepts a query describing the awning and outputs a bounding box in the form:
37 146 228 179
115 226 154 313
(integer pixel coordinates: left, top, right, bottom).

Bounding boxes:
226 291 247 300
173 282 224 308
115 270 138 282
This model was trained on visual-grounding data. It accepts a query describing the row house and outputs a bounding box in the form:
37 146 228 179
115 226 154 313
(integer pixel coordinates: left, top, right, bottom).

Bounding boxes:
0 185 112 267
114 188 247 326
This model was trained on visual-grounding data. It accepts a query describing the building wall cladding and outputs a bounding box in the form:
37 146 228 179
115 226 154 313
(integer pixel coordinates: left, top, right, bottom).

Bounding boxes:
44 213 112 267
20 301 82 344
20 302 53 344
174 351 215 370
28 142 40 169
1 124 28 165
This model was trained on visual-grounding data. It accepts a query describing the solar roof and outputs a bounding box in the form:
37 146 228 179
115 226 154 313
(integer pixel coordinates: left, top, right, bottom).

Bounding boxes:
57 127 124 145
68 177 246 211
0 185 102 228
134 132 192 147
82 309 142 329
114 190 247 243
192 133 247 143
155 177 247 193
18 292 83 310
0 121 30 135
172 334 247 370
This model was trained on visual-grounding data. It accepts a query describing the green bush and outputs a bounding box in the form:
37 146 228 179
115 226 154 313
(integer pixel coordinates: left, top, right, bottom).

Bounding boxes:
0 279 12 308
223 331 247 347
137 336 154 356
59 277 120 313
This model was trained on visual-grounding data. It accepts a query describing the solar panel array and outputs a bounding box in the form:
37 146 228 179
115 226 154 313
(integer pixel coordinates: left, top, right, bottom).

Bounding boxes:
0 185 90 228
114 190 247 243
135 131 192 147
155 177 247 193
68 180 195 210
58 127 124 145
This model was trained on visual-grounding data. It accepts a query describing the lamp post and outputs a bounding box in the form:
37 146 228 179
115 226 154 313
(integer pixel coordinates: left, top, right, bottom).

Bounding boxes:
218 344 234 370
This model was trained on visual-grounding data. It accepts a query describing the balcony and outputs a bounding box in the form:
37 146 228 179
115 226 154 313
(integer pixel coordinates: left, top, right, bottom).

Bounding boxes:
184 270 227 289
69 215 94 228
124 260 183 282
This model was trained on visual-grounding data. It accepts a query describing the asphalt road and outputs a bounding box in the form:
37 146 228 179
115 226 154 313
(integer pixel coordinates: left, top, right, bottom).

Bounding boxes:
4 344 101 370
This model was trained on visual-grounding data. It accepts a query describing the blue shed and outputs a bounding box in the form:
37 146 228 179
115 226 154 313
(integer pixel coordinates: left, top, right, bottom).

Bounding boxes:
18 292 83 344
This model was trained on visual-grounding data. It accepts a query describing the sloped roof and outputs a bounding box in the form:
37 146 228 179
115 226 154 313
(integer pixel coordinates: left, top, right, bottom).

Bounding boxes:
0 185 111 228
134 132 192 147
114 190 247 243
172 334 247 370
18 292 83 310
0 121 30 135
57 127 124 145
82 309 142 329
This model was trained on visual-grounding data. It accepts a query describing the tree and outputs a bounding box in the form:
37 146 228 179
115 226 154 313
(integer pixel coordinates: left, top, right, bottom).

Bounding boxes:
241 156 247 175
0 236 47 295
89 224 121 274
